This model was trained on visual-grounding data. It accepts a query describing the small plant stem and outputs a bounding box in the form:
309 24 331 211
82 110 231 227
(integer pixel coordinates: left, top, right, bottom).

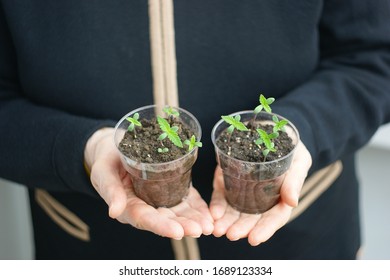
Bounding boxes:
249 114 258 129
227 132 232 147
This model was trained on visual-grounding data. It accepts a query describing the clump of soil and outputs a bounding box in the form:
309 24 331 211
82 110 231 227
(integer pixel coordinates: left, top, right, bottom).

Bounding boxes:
215 123 294 162
118 118 193 163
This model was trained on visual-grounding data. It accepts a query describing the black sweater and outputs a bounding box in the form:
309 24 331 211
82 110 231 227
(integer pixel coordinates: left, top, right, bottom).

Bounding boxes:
1 0 390 259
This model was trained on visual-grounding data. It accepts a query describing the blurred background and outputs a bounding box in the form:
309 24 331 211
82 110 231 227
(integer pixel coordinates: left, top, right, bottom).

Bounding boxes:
1 124 389 259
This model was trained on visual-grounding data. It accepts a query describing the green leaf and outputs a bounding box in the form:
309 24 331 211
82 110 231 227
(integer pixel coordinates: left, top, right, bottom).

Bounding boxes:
269 132 279 139
163 106 180 117
167 130 183 148
259 94 273 113
263 137 272 149
156 116 183 147
221 115 235 125
128 122 135 132
157 116 170 132
256 128 268 140
191 135 203 148
158 133 167 141
274 119 288 132
256 128 276 151
190 135 196 146
221 115 249 132
255 138 263 145
158 147 169 153
184 135 203 151
126 115 141 126
266 97 275 105
126 114 142 128
254 105 263 114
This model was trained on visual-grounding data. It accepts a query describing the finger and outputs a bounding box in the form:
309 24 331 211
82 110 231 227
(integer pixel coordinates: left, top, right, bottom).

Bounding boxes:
280 142 312 207
181 187 214 235
123 203 185 240
90 159 128 219
167 205 203 238
210 166 228 220
225 213 261 241
247 203 292 246
186 186 214 222
213 206 240 237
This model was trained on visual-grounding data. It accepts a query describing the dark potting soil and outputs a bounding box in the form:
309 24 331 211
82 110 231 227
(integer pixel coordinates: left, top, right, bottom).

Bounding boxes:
118 117 196 208
215 122 296 214
118 118 193 163
215 123 294 162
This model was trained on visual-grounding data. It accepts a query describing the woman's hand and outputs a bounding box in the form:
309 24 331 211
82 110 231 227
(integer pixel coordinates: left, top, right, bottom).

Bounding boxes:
209 141 312 246
84 127 214 240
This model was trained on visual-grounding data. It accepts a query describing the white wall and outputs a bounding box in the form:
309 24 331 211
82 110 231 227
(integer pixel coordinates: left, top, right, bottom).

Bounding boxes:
0 124 389 260
0 179 34 259
367 123 390 150
357 124 390 259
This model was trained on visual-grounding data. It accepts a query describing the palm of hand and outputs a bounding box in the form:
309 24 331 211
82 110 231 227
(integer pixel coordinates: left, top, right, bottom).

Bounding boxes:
210 141 312 246
88 128 213 240
116 179 214 239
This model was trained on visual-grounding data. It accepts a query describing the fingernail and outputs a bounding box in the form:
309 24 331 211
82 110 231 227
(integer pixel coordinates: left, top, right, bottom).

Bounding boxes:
228 235 240 241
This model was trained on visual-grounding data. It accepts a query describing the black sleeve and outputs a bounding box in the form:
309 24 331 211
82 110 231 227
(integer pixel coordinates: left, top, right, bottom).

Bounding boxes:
273 0 390 170
0 4 115 196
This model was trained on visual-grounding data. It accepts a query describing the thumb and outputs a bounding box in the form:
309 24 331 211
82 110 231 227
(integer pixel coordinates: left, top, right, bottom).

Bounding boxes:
280 142 312 207
107 185 128 219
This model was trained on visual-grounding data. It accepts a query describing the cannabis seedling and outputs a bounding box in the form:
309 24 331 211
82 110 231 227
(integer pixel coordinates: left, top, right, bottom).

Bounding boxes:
163 106 180 124
157 116 183 153
250 94 275 127
184 135 203 151
221 114 249 146
157 147 169 153
126 113 142 136
255 128 278 161
272 115 288 133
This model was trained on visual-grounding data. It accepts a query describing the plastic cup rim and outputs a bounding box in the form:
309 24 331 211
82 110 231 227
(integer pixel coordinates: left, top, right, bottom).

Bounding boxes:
211 110 300 166
114 104 202 167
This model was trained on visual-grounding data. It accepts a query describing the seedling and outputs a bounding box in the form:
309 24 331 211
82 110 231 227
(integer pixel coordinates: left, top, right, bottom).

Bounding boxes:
255 128 278 161
221 115 249 134
251 94 275 127
184 135 203 151
126 113 142 136
163 106 180 124
272 115 288 133
221 114 249 146
255 94 275 114
157 147 169 153
219 94 290 161
251 94 288 160
157 116 183 151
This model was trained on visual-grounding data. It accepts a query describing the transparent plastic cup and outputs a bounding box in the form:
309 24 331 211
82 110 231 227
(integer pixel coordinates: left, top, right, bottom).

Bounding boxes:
114 105 201 208
211 111 299 214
